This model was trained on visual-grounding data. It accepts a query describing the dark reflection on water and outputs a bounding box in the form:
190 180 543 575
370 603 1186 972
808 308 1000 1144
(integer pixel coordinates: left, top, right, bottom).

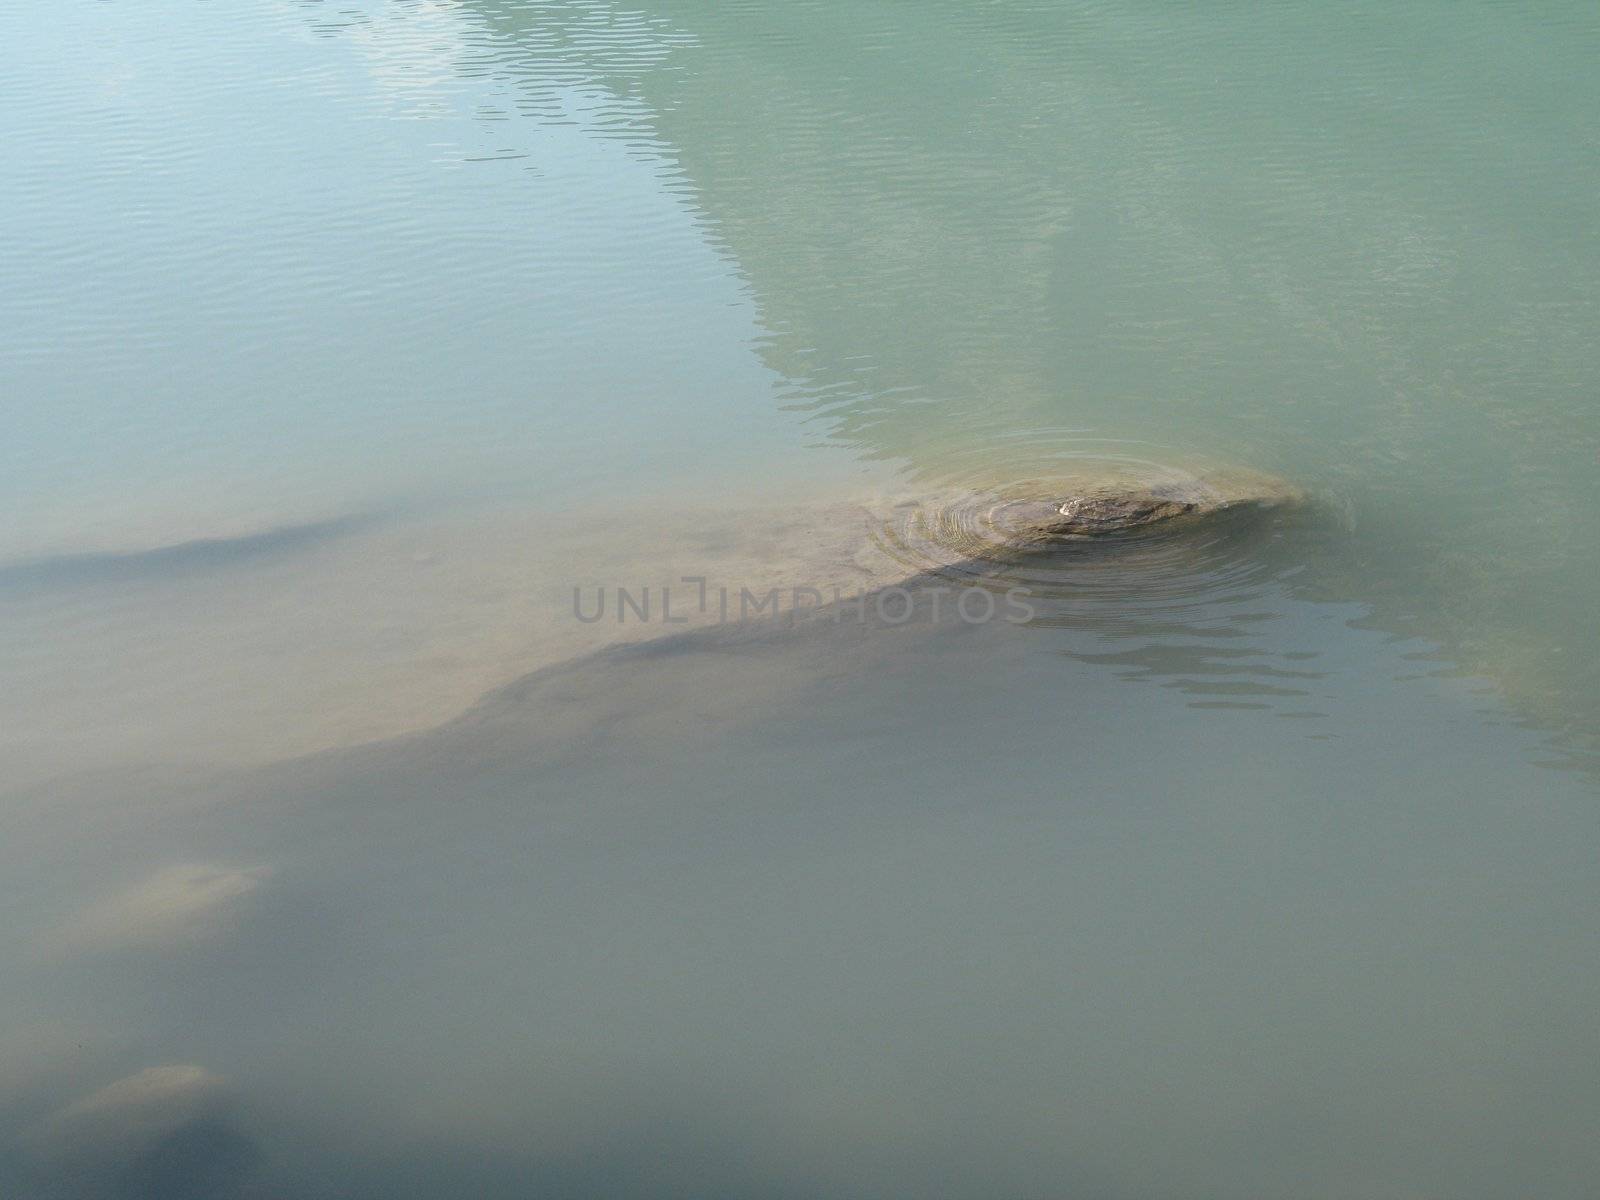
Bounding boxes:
900 505 1338 714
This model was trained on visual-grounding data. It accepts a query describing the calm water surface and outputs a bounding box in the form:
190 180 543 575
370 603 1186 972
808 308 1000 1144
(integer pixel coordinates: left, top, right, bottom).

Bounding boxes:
3 2 1598 1197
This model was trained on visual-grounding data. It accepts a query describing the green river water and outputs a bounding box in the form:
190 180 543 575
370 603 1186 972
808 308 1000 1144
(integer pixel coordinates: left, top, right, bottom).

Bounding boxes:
2 2 1597 1196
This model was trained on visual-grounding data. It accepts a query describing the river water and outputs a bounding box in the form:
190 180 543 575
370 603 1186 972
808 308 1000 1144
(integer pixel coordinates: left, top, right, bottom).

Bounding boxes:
3 2 1598 1197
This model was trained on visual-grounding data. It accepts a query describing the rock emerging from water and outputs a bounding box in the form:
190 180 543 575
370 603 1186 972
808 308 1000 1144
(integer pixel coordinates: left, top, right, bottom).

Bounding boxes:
986 465 1303 544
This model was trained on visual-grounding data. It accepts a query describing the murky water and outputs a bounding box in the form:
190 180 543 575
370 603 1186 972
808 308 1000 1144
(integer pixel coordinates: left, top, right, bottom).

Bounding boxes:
3 2 1598 1196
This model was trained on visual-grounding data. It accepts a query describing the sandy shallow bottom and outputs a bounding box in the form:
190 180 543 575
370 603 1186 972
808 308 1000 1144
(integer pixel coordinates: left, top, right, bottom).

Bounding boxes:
0 481 946 788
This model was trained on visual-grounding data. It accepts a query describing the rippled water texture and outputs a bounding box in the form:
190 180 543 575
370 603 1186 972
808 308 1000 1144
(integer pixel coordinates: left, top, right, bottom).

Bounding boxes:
3 2 1600 1197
